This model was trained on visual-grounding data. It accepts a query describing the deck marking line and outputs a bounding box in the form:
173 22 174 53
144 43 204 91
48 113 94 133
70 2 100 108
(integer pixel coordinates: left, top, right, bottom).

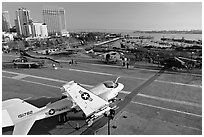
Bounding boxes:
3 75 202 117
2 70 93 88
68 68 113 76
12 74 28 80
136 94 202 108
2 71 202 108
131 101 202 118
155 80 202 88
120 91 201 108
3 54 202 77
58 68 202 88
3 76 60 89
2 68 202 88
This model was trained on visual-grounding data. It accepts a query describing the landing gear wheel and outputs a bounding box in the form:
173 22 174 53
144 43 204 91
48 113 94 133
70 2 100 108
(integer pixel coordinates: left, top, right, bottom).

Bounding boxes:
87 119 93 127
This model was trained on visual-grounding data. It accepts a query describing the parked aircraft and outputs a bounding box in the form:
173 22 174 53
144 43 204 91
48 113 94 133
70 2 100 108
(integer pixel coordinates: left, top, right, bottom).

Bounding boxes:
61 77 124 103
19 50 60 64
102 51 122 64
160 57 188 70
2 78 124 135
12 50 60 69
61 77 124 125
2 98 73 135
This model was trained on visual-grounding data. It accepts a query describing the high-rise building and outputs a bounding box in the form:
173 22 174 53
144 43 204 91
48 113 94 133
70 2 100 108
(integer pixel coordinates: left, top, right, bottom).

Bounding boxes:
42 6 67 36
32 22 48 37
15 7 33 37
2 11 11 32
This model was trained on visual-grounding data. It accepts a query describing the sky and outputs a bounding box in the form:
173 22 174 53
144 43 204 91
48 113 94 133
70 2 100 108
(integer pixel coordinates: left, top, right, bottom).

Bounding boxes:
2 2 202 31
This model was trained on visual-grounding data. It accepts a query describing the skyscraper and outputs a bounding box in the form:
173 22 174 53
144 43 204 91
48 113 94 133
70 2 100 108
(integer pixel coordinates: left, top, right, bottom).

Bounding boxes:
42 6 67 36
2 11 11 32
15 7 33 37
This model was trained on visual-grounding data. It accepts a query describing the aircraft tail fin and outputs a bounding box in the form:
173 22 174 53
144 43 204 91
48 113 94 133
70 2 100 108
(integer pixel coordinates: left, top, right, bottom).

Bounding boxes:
13 116 37 135
2 98 39 128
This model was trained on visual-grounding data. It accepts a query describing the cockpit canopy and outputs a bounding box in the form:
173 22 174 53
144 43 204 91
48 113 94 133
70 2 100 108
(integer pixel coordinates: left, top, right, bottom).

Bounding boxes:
103 81 118 88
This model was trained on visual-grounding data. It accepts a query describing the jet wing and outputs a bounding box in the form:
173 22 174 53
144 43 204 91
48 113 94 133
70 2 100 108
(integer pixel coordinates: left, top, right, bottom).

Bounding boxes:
2 109 14 127
63 81 109 117
13 117 36 135
2 98 23 109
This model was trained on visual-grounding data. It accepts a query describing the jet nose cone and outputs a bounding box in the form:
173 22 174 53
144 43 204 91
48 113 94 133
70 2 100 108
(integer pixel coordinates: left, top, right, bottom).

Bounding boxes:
118 83 124 91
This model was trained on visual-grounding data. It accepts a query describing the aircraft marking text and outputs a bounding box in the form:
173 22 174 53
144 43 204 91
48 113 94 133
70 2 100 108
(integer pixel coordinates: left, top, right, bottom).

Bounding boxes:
18 111 33 118
47 106 70 116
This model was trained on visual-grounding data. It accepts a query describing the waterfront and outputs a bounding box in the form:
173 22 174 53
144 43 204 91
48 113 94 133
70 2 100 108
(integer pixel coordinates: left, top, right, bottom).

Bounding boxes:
71 29 202 41
131 32 202 41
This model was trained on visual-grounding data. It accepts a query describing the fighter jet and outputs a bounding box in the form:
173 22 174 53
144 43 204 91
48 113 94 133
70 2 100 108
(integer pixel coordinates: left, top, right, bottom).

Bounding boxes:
61 77 124 103
2 78 124 135
61 78 124 126
2 98 73 135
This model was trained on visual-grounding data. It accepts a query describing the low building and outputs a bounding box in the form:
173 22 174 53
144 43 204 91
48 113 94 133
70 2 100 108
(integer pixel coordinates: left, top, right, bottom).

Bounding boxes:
31 22 48 38
2 32 15 42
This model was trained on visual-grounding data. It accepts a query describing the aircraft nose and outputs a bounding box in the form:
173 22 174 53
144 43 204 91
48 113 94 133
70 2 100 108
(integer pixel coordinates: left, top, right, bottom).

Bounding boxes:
117 83 124 91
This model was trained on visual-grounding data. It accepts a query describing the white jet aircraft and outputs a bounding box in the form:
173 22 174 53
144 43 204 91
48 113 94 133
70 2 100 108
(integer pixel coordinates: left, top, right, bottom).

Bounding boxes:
61 77 124 103
61 77 124 125
2 98 73 135
2 78 124 135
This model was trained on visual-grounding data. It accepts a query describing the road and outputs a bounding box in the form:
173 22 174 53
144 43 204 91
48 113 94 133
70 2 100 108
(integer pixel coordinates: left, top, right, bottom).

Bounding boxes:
2 53 202 135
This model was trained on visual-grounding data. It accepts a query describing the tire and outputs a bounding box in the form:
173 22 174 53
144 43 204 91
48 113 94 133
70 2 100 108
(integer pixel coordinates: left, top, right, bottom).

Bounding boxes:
87 119 93 127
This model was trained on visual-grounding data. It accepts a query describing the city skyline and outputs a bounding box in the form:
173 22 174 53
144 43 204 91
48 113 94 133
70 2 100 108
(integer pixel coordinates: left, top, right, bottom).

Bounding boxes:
2 2 202 31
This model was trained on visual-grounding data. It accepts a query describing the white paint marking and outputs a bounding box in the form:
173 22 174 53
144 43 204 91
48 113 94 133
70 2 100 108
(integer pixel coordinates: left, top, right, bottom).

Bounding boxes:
2 70 201 108
89 63 159 72
3 54 202 77
88 63 202 77
2 70 93 88
155 80 202 88
68 68 113 76
12 74 28 80
131 101 202 118
58 68 202 88
119 90 131 94
3 70 67 83
177 124 202 131
3 76 60 89
137 94 202 108
3 75 201 118
119 91 201 108
150 118 202 131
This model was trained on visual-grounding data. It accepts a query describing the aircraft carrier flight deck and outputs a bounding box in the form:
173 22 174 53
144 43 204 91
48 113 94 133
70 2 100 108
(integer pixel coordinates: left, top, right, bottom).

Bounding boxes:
2 52 202 135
